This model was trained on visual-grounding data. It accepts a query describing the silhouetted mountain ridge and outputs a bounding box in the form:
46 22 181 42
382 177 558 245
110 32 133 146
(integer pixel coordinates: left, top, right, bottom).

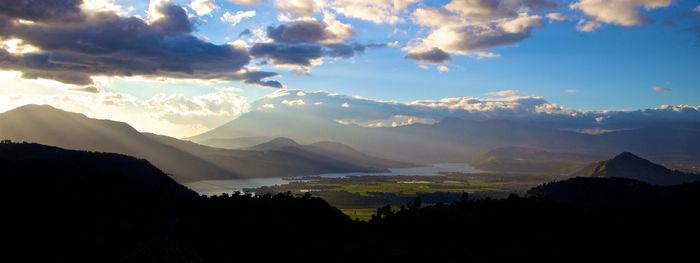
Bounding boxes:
574 152 700 186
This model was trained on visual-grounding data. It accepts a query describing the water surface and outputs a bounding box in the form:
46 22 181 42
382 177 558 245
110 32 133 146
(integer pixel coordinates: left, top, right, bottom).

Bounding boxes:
185 163 482 195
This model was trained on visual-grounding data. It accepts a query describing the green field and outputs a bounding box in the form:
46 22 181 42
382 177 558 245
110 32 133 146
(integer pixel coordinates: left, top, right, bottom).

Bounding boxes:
249 172 568 221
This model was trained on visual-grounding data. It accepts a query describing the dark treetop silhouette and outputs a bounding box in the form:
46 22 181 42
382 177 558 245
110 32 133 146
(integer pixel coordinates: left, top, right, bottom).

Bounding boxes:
2 141 700 262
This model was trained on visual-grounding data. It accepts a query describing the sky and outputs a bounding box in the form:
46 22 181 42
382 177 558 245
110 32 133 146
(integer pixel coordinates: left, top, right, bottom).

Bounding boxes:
1 0 700 138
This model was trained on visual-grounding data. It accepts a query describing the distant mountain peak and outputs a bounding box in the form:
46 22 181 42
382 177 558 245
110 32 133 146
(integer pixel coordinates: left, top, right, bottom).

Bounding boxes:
613 151 643 160
248 137 301 151
576 152 699 186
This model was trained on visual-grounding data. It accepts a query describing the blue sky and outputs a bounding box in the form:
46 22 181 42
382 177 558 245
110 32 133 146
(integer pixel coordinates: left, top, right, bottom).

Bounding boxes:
1 0 700 137
134 0 700 109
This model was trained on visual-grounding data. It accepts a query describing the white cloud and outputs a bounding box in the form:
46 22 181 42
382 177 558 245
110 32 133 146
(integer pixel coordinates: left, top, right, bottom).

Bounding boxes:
341 102 350 108
445 0 511 19
546 12 566 22
218 86 244 92
320 11 355 44
81 0 127 15
499 13 543 33
570 0 672 27
407 2 544 60
229 0 261 5
694 5 700 13
413 7 463 28
488 90 518 97
100 92 138 107
438 65 450 73
1 38 40 54
190 0 218 16
261 103 276 109
145 90 250 128
145 91 249 118
221 10 257 26
332 0 418 24
296 91 307 96
576 19 602 32
275 0 326 17
652 86 671 92
564 89 578 93
282 99 306 106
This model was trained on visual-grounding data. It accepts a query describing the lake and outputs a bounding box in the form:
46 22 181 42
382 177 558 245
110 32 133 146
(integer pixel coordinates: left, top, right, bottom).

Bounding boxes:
185 163 482 196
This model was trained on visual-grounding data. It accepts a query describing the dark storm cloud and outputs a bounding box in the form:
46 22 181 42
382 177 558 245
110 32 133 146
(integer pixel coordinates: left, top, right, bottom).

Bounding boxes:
267 20 331 44
238 29 252 38
250 42 384 66
243 71 283 88
0 1 281 88
252 18 386 68
405 48 452 64
250 43 324 66
0 0 83 22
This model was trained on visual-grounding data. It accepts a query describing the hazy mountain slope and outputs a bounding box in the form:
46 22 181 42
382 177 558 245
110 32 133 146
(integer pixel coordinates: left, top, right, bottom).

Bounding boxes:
573 152 700 186
306 141 415 169
0 105 416 182
200 136 275 149
472 147 603 174
192 109 700 166
246 137 301 151
0 105 234 181
244 137 415 170
146 134 397 178
190 112 611 163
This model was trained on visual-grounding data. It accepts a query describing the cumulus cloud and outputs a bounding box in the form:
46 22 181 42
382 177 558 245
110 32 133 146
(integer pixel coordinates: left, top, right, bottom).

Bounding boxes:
570 0 672 28
407 1 544 61
576 19 602 32
230 0 261 5
488 90 518 97
250 12 380 70
266 17 352 44
251 89 700 130
145 90 250 126
546 12 566 22
81 0 127 15
282 98 306 106
221 10 256 26
0 0 281 88
405 48 452 64
275 0 325 17
331 0 418 24
190 0 218 16
444 0 519 19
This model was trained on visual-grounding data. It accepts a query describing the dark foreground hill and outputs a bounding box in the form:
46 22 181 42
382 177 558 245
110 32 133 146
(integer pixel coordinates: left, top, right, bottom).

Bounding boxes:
574 152 700 185
3 142 700 262
0 142 351 262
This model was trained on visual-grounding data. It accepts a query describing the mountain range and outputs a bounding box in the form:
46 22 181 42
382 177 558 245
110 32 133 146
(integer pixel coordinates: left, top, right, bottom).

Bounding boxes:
0 105 413 182
190 109 700 169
